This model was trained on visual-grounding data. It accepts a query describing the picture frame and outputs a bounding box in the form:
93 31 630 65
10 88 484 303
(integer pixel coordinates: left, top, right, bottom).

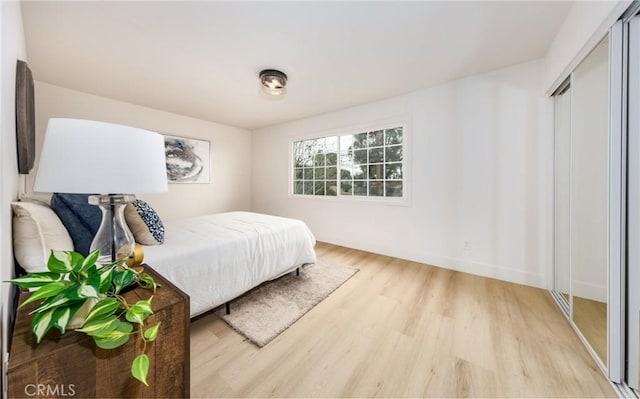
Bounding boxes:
163 134 211 184
15 60 35 175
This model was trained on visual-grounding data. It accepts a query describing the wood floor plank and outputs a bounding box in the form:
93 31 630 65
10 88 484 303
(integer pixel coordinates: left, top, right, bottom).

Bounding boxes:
191 242 616 398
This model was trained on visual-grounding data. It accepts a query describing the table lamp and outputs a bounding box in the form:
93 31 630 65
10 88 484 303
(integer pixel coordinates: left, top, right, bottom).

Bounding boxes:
33 118 168 264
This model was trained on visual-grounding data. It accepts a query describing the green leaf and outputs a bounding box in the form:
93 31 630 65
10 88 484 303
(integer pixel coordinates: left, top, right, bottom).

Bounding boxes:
76 266 100 299
52 306 71 334
58 285 85 301
83 298 120 326
82 250 100 271
94 333 130 350
76 316 120 336
87 265 101 285
131 354 149 386
134 297 153 313
112 269 136 294
31 308 56 343
70 252 85 273
93 321 132 349
77 284 99 299
5 272 61 289
125 309 145 325
47 250 72 273
98 266 115 293
53 301 85 334
101 260 121 270
125 297 153 325
143 322 160 342
139 273 157 292
19 281 68 309
97 262 118 274
31 288 81 313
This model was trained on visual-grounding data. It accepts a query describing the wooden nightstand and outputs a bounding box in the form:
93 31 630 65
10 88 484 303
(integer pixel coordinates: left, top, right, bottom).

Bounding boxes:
7 265 190 398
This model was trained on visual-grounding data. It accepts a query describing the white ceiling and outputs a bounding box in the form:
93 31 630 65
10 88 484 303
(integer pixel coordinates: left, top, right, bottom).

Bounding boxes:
21 1 572 130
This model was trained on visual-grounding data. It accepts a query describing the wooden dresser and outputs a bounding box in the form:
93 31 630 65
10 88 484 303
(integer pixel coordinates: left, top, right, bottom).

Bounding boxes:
7 265 190 398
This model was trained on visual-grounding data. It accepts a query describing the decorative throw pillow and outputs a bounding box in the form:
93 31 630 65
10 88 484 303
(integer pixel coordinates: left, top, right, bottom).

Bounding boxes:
124 199 165 245
50 193 102 256
12 201 74 272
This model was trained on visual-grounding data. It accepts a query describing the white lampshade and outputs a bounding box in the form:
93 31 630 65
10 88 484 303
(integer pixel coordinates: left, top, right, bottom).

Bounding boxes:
34 118 168 194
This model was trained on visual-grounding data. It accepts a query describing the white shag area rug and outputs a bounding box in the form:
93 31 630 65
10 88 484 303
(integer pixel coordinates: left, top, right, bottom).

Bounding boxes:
216 261 358 347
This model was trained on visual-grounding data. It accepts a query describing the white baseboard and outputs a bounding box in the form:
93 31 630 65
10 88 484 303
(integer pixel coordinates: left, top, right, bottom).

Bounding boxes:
572 279 607 303
320 239 547 289
405 252 546 289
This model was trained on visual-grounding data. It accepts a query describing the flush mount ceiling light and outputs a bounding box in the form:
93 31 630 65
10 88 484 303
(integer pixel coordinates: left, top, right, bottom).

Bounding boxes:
259 69 287 96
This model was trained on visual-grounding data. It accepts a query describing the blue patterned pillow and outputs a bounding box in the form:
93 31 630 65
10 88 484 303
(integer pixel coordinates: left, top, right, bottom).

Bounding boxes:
124 199 165 245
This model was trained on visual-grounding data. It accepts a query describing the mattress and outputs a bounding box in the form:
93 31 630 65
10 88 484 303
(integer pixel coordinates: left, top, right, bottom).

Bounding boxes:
143 211 316 317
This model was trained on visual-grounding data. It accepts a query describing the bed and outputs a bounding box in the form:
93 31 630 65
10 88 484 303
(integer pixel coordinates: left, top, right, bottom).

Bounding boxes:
11 198 316 318
143 211 317 317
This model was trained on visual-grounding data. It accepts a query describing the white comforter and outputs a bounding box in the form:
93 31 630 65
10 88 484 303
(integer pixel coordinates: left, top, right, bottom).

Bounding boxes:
143 211 316 317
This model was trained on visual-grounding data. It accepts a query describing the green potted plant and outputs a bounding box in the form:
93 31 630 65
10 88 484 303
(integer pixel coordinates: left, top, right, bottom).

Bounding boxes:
7 249 160 386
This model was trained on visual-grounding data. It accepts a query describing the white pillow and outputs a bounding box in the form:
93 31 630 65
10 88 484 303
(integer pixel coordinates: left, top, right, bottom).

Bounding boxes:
12 201 74 273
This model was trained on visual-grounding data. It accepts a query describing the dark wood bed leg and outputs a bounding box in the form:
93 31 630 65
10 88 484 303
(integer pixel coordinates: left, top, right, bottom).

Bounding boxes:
225 302 230 315
296 267 300 276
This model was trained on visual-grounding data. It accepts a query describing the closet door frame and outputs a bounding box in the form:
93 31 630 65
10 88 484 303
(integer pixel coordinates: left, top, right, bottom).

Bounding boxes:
556 23 625 382
626 9 640 388
608 19 625 384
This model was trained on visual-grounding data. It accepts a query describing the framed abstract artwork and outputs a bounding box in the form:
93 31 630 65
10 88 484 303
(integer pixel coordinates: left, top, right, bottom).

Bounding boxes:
163 135 211 183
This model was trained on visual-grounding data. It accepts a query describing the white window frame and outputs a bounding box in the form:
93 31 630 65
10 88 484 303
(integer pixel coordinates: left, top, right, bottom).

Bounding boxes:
288 119 411 206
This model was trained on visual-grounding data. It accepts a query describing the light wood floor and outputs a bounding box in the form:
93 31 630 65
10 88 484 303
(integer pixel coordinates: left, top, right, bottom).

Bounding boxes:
191 242 616 398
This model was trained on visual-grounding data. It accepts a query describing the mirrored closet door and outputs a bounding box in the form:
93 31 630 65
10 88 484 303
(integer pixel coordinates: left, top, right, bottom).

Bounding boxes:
569 36 610 368
553 35 611 371
554 4 640 387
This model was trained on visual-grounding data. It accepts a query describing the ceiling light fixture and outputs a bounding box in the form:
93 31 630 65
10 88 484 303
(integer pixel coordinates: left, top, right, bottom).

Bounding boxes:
259 69 287 96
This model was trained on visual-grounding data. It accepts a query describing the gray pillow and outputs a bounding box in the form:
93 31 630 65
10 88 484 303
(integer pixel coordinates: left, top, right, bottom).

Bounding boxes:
50 193 101 256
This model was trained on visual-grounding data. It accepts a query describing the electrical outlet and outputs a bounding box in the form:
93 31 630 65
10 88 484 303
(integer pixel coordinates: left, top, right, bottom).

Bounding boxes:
463 240 472 250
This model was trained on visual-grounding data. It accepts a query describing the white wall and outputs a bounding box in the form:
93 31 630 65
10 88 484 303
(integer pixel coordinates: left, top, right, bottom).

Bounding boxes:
252 60 553 289
545 0 630 93
1 0 27 393
30 82 252 221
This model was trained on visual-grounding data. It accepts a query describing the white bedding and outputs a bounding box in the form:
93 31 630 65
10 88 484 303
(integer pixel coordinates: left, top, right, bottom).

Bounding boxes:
143 211 316 317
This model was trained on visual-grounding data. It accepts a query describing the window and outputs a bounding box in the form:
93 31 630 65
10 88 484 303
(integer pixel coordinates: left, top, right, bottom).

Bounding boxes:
292 126 404 199
292 136 338 196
